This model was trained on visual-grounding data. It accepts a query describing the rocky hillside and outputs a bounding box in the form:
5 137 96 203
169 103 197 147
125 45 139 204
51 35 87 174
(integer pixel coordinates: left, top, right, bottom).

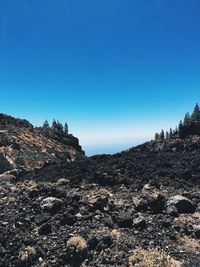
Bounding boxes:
1 129 200 266
0 114 85 174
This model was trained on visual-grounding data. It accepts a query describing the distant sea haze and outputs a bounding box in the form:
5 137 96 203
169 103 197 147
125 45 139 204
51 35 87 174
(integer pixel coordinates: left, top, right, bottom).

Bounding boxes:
84 139 150 156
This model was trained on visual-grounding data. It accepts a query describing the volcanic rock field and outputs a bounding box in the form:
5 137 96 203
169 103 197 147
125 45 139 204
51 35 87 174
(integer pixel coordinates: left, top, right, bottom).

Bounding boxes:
0 114 200 266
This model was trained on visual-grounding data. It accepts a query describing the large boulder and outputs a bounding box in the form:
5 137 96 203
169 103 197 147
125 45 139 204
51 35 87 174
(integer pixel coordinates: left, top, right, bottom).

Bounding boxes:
167 195 196 214
40 197 64 213
134 185 166 214
117 213 133 228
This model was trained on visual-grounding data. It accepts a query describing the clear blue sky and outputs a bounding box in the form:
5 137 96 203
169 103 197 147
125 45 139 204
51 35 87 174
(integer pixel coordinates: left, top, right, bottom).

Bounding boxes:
0 0 200 155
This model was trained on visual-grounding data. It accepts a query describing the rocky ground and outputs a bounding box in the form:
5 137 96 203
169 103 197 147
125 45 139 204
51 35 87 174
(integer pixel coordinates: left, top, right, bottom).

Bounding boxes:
1 115 200 266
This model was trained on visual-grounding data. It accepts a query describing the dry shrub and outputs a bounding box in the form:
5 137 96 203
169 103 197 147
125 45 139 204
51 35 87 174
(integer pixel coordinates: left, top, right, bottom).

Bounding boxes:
97 188 113 198
56 178 69 186
66 236 87 253
8 196 16 203
178 236 200 254
19 246 36 263
128 248 182 267
17 180 38 192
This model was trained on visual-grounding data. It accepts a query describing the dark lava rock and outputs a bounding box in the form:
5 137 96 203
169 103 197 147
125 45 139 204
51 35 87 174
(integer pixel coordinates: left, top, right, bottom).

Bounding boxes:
88 236 99 250
147 194 166 214
133 216 146 230
135 193 165 214
166 206 179 217
35 214 51 226
40 197 64 213
0 155 12 176
97 235 113 251
167 195 196 214
61 213 77 226
134 198 148 212
103 215 114 228
183 259 200 267
95 172 117 186
193 225 200 239
161 219 172 228
91 195 109 211
117 213 133 228
38 223 52 235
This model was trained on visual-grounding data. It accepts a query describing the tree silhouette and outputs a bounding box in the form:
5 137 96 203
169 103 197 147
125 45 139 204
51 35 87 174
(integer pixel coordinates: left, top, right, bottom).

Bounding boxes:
64 122 69 134
43 120 49 128
191 103 200 122
184 112 191 126
52 119 57 129
169 128 173 138
52 119 64 132
160 130 165 140
178 120 183 132
155 133 160 140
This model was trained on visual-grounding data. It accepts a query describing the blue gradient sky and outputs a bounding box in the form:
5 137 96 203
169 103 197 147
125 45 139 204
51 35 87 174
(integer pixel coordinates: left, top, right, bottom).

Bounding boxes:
0 0 200 155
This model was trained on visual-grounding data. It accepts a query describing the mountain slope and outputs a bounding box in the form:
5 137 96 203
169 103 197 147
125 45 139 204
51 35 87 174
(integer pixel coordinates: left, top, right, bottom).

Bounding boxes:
1 114 200 266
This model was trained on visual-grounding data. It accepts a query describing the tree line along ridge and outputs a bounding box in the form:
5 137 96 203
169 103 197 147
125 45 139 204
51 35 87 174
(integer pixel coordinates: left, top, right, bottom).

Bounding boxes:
42 119 69 134
155 103 200 140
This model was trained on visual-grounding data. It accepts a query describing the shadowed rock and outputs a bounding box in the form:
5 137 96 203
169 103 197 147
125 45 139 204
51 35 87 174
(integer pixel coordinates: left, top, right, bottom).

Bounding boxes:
167 195 196 214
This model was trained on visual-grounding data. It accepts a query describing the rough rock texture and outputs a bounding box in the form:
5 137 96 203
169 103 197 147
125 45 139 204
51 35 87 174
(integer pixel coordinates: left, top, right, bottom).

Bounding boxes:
167 195 196 214
1 118 200 266
0 114 85 174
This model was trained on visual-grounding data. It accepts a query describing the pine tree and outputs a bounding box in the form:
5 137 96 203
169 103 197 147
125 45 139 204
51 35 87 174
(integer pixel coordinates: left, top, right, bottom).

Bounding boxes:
64 122 68 134
52 119 63 132
155 133 160 140
191 103 200 122
166 131 169 139
43 119 49 128
178 120 183 132
52 119 57 129
160 129 165 140
183 112 191 126
56 120 64 132
169 128 173 138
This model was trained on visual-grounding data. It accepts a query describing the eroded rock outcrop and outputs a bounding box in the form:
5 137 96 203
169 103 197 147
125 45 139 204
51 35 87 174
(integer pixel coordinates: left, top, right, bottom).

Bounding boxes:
0 113 85 174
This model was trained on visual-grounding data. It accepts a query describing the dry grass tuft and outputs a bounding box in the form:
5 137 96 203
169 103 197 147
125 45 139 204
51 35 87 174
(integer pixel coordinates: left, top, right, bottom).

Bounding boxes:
128 248 182 267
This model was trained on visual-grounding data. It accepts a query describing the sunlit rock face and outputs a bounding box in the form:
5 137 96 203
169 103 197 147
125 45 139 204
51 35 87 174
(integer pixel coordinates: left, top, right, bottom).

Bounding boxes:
0 113 85 174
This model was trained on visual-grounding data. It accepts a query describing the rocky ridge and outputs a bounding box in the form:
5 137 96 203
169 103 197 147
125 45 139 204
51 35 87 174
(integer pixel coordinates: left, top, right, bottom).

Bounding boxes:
0 113 85 174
